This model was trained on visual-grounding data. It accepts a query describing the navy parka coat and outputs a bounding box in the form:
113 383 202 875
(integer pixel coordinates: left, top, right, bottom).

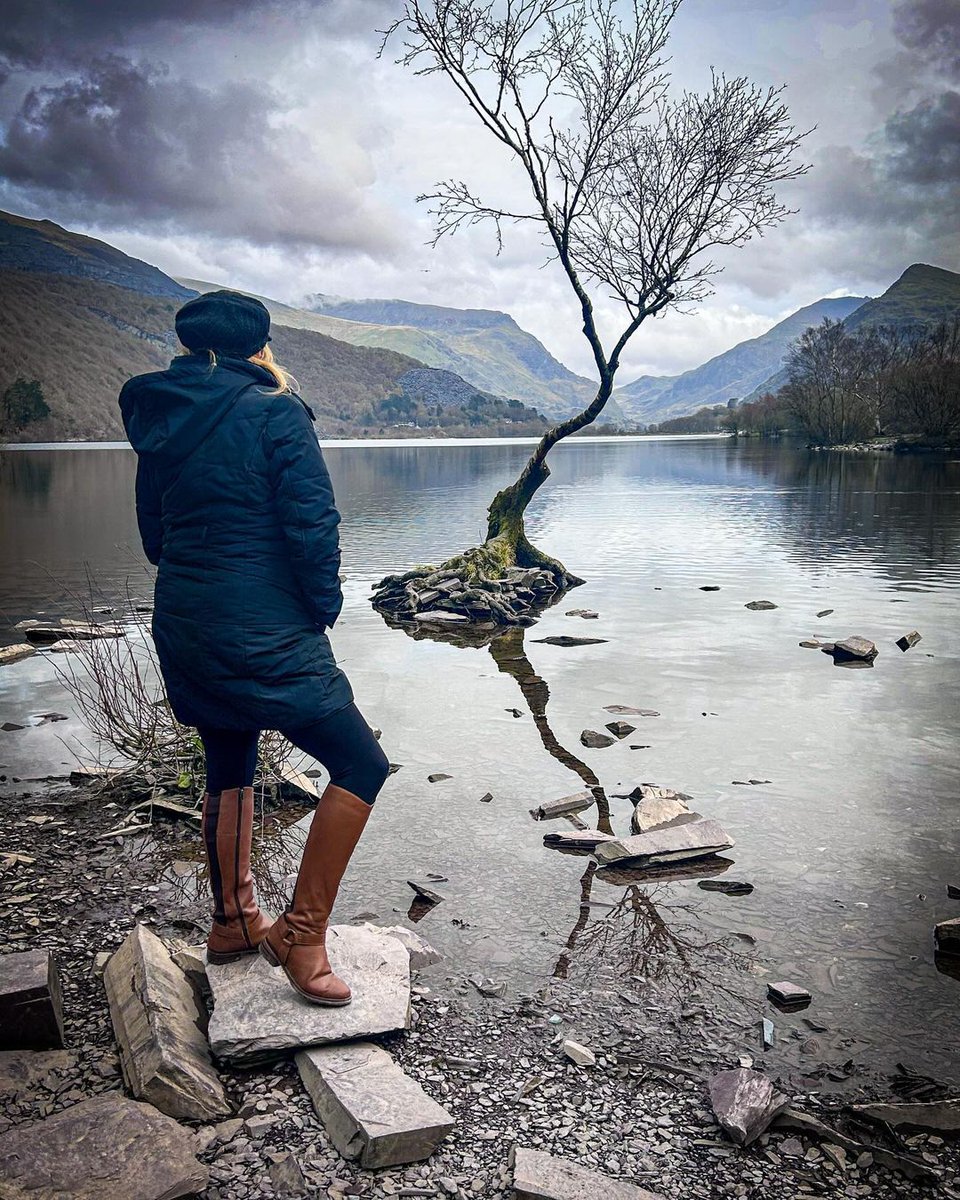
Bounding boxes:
119 353 353 731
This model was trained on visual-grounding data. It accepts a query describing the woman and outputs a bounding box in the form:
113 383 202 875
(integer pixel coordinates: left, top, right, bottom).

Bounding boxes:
119 289 390 1006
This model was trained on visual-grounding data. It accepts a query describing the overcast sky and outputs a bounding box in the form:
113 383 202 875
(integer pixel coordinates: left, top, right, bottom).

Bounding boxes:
0 0 957 381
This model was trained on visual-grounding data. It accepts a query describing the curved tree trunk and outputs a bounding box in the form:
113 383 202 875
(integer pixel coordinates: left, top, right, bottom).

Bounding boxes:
478 374 615 582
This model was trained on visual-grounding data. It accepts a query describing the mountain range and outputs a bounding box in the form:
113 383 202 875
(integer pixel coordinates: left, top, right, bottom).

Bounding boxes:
1 208 957 442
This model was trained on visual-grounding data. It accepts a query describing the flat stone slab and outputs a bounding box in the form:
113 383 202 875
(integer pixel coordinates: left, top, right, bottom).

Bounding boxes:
543 829 616 851
534 790 594 820
206 924 411 1066
593 819 733 867
709 1068 789 1146
512 1147 665 1199
296 1041 453 1167
0 948 64 1050
935 917 960 955
850 1098 960 1132
358 923 441 969
0 1093 208 1199
104 923 230 1121
0 644 36 666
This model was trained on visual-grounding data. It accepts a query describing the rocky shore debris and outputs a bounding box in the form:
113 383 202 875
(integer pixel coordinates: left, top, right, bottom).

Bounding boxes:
371 564 569 626
19 619 126 645
532 634 608 647
773 1107 940 1184
0 643 36 666
511 1146 666 1199
745 600 778 610
896 629 922 651
593 819 734 868
580 729 616 748
205 925 411 1066
296 1042 454 1167
698 879 754 896
561 1038 596 1067
564 608 599 618
934 917 960 957
103 923 231 1122
0 1093 208 1200
0 948 64 1051
850 1098 960 1132
542 828 615 852
708 1067 789 1145
823 636 878 665
605 720 635 738
767 980 812 1011
604 704 660 716
408 880 446 906
626 785 700 836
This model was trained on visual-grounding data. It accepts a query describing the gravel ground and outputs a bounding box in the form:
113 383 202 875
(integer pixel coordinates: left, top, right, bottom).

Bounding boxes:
1 776 957 1200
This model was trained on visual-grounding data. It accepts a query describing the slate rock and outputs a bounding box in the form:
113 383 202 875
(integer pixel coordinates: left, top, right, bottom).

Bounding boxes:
0 644 36 666
511 1146 665 1199
850 1098 960 1132
542 829 616 852
0 948 64 1051
745 600 778 610
296 1041 453 1167
561 1039 595 1067
593 819 733 867
206 924 411 1066
824 636 878 663
604 704 660 717
103 923 230 1122
935 917 960 955
896 630 922 652
534 790 594 820
580 729 616 748
767 980 812 1010
0 1093 208 1200
358 923 442 969
708 1067 790 1146
267 1151 309 1195
531 636 607 646
605 721 636 738
0 1049 78 1102
629 787 696 836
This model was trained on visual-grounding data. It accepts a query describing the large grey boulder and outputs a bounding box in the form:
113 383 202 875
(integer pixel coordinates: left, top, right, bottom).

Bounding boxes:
103 923 230 1122
0 1094 208 1200
0 949 64 1050
296 1042 453 1167
708 1068 790 1146
593 819 733 867
206 924 411 1066
511 1147 665 1199
823 636 878 663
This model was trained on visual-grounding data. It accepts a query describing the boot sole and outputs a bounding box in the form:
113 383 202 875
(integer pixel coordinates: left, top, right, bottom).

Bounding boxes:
206 944 261 965
259 939 352 1007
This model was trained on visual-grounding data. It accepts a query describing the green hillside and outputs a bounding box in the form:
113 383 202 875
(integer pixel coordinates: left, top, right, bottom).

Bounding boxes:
0 213 547 441
745 263 960 401
616 295 868 423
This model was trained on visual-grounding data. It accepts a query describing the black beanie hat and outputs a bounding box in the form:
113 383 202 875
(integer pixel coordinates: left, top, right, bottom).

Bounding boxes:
175 290 272 358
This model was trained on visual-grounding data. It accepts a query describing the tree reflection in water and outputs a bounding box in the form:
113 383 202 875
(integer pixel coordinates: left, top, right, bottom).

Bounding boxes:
380 613 748 999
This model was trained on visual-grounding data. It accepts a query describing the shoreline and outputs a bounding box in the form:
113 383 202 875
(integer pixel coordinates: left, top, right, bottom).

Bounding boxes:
1 774 955 1199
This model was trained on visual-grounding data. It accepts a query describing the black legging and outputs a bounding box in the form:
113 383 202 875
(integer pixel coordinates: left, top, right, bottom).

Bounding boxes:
198 701 389 806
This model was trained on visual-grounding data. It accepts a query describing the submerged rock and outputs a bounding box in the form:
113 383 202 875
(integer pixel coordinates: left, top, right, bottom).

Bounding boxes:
708 1067 790 1146
0 1094 208 1200
205 925 411 1066
531 635 607 647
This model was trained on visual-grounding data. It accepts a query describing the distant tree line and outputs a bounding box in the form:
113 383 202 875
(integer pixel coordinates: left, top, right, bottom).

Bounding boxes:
648 313 960 445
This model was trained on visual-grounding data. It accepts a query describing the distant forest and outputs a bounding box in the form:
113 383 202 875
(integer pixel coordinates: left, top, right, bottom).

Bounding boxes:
647 315 960 445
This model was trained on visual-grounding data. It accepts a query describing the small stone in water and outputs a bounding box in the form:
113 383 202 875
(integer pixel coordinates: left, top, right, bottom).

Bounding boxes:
605 721 635 738
896 630 922 652
745 600 778 610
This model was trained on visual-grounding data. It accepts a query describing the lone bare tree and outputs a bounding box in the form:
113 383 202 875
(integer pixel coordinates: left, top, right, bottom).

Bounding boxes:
377 0 808 612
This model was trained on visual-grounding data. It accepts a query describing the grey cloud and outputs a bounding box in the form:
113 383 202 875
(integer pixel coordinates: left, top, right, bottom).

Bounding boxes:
892 0 960 79
0 54 396 253
885 89 960 185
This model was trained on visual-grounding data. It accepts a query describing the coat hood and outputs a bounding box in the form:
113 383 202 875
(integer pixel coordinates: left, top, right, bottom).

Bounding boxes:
119 354 276 466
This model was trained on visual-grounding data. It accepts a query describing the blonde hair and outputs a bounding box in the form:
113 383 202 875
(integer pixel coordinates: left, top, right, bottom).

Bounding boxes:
247 343 299 395
180 342 298 395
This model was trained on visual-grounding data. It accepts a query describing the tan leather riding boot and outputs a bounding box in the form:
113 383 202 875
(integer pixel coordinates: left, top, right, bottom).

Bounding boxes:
202 787 273 964
260 784 372 1005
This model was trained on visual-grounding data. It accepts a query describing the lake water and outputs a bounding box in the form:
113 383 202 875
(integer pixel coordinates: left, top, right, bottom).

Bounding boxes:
2 436 959 1082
